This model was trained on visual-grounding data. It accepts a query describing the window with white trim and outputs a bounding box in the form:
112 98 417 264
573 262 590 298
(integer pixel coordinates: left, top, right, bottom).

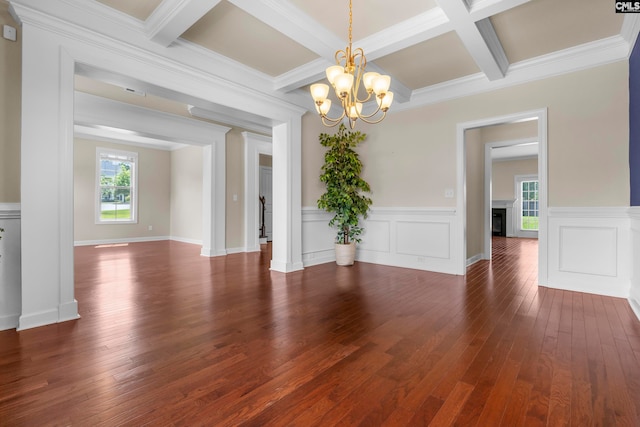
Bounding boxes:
96 148 138 224
519 178 539 231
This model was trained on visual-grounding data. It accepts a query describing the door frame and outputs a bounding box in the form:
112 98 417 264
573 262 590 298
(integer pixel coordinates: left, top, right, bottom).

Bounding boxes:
457 108 548 285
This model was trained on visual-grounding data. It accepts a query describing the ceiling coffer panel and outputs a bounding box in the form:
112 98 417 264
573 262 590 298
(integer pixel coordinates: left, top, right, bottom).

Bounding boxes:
491 0 624 64
181 1 319 77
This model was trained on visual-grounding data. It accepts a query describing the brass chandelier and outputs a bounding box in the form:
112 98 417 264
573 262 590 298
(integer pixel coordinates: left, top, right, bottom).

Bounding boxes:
310 0 393 129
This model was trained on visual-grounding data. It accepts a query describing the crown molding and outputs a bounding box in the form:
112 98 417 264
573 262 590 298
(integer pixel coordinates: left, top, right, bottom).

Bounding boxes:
0 204 20 219
621 14 640 57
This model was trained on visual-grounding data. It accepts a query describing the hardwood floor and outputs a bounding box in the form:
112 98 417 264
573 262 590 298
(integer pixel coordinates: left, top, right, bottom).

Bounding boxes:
1 238 639 426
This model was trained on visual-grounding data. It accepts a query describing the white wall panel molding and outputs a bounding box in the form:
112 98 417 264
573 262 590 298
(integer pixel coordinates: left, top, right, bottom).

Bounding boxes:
0 204 21 330
629 207 640 321
547 207 631 298
301 207 458 274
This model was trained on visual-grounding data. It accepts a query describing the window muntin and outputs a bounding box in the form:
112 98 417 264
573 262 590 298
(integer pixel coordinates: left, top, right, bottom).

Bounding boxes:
96 149 137 224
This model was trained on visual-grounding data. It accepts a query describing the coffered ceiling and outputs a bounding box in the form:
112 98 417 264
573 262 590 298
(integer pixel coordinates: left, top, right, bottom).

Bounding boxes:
21 0 638 134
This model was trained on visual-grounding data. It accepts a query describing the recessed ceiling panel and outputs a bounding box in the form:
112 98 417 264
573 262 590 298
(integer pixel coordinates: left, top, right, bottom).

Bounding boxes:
288 0 438 41
96 0 162 21
181 1 319 77
491 0 624 64
374 31 480 90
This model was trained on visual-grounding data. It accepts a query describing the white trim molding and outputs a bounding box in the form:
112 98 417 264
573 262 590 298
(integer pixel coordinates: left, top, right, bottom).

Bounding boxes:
302 207 459 275
629 207 640 320
547 207 632 298
0 204 21 331
243 132 272 253
457 108 548 282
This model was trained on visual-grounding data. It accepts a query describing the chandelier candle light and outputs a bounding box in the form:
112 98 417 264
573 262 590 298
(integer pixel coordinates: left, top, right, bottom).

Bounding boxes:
310 0 393 128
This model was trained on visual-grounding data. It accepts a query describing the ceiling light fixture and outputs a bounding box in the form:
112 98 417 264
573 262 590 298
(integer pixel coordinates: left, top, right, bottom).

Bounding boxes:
310 0 393 129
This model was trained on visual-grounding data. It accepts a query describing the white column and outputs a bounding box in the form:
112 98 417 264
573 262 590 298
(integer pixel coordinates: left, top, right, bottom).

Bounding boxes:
201 129 229 257
18 24 79 329
270 120 303 272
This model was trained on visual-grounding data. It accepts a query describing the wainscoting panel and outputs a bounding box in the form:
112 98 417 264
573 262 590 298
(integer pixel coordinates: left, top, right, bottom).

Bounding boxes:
559 226 617 276
301 209 336 266
396 221 450 259
547 208 631 298
0 204 21 330
302 207 458 274
630 208 640 320
358 220 391 253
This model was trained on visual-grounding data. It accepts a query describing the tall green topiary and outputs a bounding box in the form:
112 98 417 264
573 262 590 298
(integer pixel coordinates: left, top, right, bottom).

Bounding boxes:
317 123 372 244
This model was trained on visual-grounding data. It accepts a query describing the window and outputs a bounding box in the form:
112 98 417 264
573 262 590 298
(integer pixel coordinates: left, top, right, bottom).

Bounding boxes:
520 179 539 231
96 148 137 223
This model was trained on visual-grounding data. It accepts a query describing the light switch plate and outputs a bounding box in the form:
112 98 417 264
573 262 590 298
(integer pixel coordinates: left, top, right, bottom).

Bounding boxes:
3 25 17 42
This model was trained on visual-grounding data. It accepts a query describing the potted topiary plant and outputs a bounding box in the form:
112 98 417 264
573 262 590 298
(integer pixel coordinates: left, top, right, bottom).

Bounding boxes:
317 123 372 266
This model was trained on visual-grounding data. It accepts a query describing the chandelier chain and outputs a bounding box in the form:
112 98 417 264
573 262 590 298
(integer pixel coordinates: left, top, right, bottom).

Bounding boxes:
348 0 353 45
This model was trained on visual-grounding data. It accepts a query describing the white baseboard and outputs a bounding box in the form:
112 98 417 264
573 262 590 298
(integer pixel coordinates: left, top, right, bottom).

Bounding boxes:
170 236 202 245
74 236 170 246
0 314 19 331
466 253 485 267
226 247 247 254
18 308 59 331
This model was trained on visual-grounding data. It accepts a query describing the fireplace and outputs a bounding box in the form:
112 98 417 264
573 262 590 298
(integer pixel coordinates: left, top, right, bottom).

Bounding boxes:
492 208 506 237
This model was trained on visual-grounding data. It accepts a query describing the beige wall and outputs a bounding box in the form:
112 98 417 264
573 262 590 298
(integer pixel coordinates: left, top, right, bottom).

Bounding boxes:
480 120 538 142
0 1 21 203
301 113 328 207
259 154 272 167
302 61 630 208
465 128 485 259
226 129 245 249
74 138 171 241
170 145 202 241
493 158 539 200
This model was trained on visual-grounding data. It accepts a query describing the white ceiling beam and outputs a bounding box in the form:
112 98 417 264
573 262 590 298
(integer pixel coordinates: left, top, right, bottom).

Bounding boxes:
75 92 230 146
467 0 531 21
228 0 342 59
146 0 222 47
273 8 451 101
357 8 452 60
187 105 274 135
437 0 508 80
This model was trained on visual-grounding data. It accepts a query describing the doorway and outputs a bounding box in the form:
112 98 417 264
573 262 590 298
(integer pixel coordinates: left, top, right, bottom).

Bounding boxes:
259 157 273 243
457 109 548 285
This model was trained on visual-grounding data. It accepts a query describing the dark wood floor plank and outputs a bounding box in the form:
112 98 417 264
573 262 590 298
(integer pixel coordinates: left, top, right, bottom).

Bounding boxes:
0 238 638 426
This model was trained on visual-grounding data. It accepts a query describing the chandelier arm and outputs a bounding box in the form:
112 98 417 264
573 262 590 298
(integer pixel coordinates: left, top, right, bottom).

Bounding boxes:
352 91 374 104
354 102 384 120
319 108 347 126
357 111 388 125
